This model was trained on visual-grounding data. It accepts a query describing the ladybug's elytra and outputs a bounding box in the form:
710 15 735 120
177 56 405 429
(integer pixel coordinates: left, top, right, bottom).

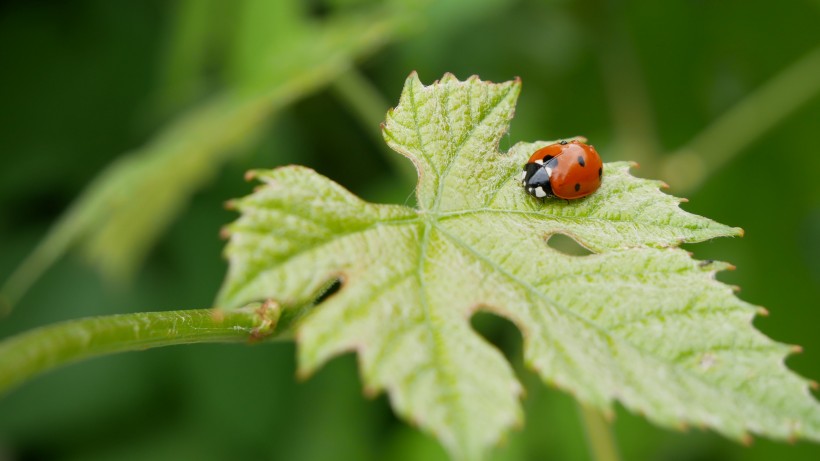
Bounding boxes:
521 140 603 200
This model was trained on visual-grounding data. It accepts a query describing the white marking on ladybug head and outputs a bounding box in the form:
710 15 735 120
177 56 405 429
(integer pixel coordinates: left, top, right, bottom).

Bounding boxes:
535 187 547 198
544 167 553 178
534 159 544 165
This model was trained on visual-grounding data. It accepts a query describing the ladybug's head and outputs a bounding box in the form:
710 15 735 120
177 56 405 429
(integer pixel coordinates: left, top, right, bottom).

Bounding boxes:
522 161 554 198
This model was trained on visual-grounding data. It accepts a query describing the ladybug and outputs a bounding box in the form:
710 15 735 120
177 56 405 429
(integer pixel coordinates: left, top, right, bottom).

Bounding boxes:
521 140 603 199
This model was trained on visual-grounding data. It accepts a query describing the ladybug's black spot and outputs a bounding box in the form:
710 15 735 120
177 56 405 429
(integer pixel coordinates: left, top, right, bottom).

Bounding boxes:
598 167 602 178
574 183 581 192
544 155 554 161
577 156 585 167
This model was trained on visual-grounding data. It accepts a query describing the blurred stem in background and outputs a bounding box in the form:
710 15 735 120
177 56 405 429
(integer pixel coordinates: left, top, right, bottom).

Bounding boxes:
660 45 820 193
150 0 223 118
596 0 660 171
579 404 621 461
593 0 820 195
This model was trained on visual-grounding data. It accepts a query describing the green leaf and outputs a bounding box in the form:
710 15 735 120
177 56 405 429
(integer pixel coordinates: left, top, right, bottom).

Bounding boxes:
218 73 820 460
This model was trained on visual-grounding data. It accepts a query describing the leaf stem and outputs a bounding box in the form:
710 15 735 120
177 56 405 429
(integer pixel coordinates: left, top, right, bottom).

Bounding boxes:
578 404 621 461
661 45 820 192
0 304 282 396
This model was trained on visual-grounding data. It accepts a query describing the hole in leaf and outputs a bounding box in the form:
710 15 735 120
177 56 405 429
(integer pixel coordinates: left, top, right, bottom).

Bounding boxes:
546 233 592 256
314 278 342 304
470 311 524 366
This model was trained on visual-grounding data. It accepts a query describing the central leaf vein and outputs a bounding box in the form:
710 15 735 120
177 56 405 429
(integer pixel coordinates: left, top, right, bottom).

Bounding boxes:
416 219 470 445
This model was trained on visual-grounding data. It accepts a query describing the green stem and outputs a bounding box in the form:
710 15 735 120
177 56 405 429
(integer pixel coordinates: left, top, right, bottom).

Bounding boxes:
578 404 621 461
661 45 820 192
0 304 283 396
597 8 661 170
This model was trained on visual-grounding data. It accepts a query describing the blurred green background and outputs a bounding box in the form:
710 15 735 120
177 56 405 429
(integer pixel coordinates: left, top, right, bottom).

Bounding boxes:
1 0 819 459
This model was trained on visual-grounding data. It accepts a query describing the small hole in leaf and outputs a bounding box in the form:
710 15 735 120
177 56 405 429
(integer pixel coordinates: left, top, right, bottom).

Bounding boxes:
314 278 342 304
546 233 592 256
470 311 523 365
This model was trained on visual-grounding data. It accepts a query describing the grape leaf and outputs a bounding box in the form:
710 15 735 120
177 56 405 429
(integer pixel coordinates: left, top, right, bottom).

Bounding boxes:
217 73 820 460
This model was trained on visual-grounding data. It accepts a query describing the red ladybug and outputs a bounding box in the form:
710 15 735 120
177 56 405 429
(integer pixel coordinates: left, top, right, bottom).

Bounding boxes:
521 140 603 199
